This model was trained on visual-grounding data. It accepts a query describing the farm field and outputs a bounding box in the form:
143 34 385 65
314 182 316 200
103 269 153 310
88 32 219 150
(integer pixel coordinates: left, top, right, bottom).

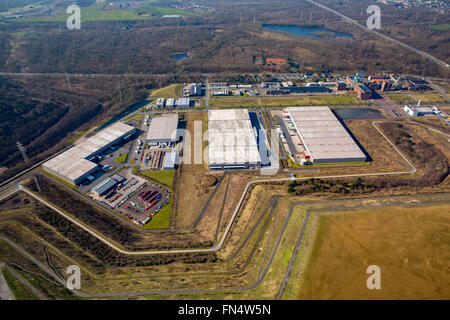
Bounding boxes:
21 5 192 22
1 172 449 299
297 204 450 300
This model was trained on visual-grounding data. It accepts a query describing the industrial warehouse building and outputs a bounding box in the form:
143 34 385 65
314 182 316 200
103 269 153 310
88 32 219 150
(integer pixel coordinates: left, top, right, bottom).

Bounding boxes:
175 98 190 108
42 122 136 185
156 98 165 108
208 109 261 170
91 174 125 197
91 178 118 197
163 151 178 170
146 114 179 146
403 104 435 117
287 107 366 164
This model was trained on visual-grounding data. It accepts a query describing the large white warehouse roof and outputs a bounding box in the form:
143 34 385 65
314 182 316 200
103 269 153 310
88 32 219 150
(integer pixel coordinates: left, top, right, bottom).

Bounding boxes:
208 109 261 168
287 107 366 163
42 122 135 184
146 114 179 143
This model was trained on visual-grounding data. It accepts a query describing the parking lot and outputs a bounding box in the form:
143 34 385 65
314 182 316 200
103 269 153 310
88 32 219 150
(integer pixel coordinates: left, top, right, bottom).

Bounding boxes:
115 182 170 226
90 168 170 226
140 145 173 170
77 140 134 193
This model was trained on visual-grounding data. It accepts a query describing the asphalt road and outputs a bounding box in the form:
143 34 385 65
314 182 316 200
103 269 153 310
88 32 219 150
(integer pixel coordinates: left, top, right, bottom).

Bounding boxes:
305 0 449 70
0 121 418 257
2 197 444 298
425 78 450 101
0 118 444 299
127 114 147 167
0 194 295 298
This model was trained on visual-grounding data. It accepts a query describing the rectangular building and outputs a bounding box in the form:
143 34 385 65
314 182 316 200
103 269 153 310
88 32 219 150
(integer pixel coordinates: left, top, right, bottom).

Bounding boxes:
335 82 347 91
163 151 177 170
287 107 366 164
166 98 175 108
42 122 136 185
403 105 435 117
146 114 179 146
208 109 261 170
189 84 203 96
290 86 330 94
176 98 190 108
354 84 372 100
91 177 118 197
156 98 165 108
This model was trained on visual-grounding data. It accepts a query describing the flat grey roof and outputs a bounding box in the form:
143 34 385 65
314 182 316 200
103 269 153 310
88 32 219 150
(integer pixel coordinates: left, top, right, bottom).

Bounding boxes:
287 107 366 162
208 109 261 166
92 177 117 195
146 114 178 142
43 122 135 183
163 151 177 169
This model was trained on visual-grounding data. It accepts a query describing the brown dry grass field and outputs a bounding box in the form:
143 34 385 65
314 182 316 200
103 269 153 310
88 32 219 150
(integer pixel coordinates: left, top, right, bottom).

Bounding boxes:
172 165 221 228
297 204 450 300
345 120 408 172
172 111 221 227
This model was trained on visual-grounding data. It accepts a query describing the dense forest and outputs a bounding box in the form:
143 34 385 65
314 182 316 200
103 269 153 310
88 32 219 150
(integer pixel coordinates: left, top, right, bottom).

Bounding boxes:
315 0 449 63
0 0 448 182
0 0 448 77
0 71 202 182
0 76 148 181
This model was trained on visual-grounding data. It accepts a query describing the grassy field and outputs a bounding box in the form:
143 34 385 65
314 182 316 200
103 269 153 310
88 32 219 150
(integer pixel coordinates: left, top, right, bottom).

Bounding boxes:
21 5 191 22
40 169 78 190
297 204 450 300
430 24 450 31
386 94 417 104
209 95 363 108
138 169 174 229
139 170 175 187
142 195 171 229
114 152 128 164
1 268 39 300
149 84 182 99
125 114 143 122
387 93 448 104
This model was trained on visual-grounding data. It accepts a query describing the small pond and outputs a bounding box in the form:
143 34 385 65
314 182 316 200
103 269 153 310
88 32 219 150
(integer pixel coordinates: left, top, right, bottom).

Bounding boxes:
173 53 190 61
262 24 354 40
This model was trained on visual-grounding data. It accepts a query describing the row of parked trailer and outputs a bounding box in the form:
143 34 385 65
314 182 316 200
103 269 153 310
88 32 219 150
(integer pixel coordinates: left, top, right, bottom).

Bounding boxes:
138 190 162 210
112 180 170 226
115 183 147 208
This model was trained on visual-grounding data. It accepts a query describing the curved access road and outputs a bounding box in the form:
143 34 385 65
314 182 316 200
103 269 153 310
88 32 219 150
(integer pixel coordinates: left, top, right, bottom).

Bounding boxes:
1 121 417 256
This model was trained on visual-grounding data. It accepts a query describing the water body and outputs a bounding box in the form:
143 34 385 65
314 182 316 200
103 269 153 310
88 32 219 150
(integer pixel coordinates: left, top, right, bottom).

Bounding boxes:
262 24 354 40
173 53 190 61
333 108 385 120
